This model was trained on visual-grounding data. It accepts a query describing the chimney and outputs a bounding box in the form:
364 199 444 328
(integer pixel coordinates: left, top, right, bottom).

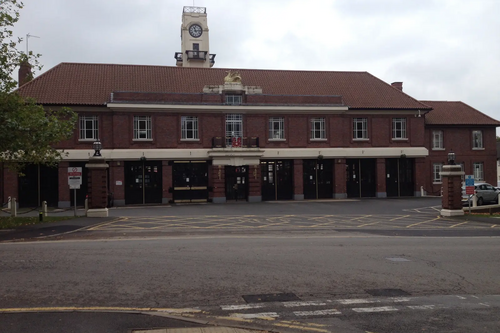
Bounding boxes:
18 61 32 87
391 82 403 91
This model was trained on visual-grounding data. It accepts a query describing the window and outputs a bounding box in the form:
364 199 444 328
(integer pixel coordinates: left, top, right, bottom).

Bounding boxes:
225 94 242 105
392 118 407 139
133 116 152 140
433 163 443 183
474 162 484 181
353 118 368 139
432 130 443 149
79 116 98 140
226 114 243 146
269 117 285 140
472 130 483 149
181 116 199 140
311 117 326 140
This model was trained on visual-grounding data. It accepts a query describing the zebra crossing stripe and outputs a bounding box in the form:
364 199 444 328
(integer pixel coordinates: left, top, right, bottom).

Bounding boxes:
283 301 327 308
221 304 265 310
407 305 435 310
230 312 279 319
337 299 380 305
293 309 341 316
352 306 398 313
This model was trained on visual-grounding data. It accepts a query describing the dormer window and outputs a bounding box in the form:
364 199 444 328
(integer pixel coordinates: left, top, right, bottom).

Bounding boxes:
225 94 242 105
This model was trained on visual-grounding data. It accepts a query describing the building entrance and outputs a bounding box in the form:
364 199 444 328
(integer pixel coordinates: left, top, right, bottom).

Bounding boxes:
18 164 59 207
171 161 209 203
386 158 415 197
225 166 248 201
261 160 294 201
346 159 376 198
124 161 162 204
303 159 333 199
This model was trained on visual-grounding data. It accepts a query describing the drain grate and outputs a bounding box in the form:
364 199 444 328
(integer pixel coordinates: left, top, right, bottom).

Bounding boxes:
365 289 411 297
242 293 300 303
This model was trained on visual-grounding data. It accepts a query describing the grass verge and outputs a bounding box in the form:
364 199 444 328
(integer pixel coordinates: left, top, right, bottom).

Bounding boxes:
0 216 77 230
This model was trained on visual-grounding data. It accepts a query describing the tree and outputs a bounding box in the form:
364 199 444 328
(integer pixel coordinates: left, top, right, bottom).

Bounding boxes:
0 0 77 172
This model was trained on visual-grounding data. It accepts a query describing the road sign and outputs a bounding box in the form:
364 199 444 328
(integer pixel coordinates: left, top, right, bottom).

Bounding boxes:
465 175 474 195
68 167 82 189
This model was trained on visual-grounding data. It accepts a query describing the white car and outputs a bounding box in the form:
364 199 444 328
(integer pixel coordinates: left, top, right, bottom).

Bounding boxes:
462 183 500 206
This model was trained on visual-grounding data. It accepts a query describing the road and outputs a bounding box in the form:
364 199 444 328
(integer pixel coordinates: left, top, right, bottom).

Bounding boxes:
1 198 500 332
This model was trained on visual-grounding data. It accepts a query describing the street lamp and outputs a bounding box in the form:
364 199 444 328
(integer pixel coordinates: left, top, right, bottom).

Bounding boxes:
93 140 102 157
447 149 456 165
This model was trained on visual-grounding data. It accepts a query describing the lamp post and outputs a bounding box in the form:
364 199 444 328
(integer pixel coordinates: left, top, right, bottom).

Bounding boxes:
440 148 464 216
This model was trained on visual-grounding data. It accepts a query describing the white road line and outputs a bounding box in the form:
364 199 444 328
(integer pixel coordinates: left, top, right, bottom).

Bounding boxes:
294 309 341 316
283 301 327 308
230 312 279 319
455 295 467 300
337 299 380 305
479 303 490 307
407 305 435 310
220 304 266 311
352 306 399 313
388 297 412 302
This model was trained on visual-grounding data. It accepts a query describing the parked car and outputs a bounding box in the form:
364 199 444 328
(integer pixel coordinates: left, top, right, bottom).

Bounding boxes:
462 182 500 206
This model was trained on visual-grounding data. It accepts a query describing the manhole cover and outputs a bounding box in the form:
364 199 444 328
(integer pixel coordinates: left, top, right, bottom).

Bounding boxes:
386 257 411 262
242 293 300 303
365 289 411 297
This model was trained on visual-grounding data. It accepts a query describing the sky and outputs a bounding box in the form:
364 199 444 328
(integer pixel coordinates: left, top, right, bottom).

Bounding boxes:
9 0 500 124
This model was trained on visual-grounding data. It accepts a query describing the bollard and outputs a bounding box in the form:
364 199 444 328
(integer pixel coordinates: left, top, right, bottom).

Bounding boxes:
11 198 17 217
440 187 443 197
84 198 88 216
7 196 11 209
42 201 48 217
472 194 477 207
420 186 425 197
39 211 43 222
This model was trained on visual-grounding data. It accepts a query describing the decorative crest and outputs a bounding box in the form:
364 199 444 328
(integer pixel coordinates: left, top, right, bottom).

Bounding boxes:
224 71 242 83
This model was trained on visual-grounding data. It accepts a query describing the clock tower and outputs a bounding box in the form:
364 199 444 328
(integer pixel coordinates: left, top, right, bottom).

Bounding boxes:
174 6 216 68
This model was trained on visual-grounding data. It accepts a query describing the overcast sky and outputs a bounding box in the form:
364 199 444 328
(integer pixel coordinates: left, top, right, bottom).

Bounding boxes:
10 0 500 124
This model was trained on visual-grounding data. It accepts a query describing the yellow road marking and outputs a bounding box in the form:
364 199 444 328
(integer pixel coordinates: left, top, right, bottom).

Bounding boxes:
389 215 410 221
492 225 497 228
88 217 129 230
449 221 468 228
273 322 330 332
0 307 201 313
357 221 379 228
405 217 440 228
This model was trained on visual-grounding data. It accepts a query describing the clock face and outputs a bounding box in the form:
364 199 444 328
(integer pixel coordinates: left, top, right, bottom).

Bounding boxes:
189 24 203 38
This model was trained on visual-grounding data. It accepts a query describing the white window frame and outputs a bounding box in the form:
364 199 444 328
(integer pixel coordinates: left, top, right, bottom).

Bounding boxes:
353 118 368 140
433 163 443 183
269 117 285 140
226 114 243 147
472 130 483 149
311 117 326 140
392 118 407 139
133 116 152 140
79 116 99 141
432 130 444 150
181 116 199 140
225 94 242 105
473 162 484 181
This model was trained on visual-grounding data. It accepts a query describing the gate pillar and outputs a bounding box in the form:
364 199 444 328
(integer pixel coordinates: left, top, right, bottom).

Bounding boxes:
440 160 464 217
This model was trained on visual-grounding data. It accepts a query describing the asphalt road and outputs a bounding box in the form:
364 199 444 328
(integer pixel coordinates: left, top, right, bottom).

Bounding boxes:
1 235 499 332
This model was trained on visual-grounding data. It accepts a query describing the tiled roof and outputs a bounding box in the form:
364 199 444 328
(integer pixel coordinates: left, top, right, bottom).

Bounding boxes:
422 100 500 126
16 62 430 110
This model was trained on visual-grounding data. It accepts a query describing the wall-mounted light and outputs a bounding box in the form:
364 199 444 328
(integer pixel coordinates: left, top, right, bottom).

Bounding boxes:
93 140 102 157
447 149 456 165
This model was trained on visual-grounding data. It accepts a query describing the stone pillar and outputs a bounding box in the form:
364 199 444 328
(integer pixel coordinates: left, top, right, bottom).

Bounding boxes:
58 162 70 208
86 156 109 217
334 158 347 199
376 158 387 198
162 161 172 204
212 165 226 203
294 159 304 200
248 164 261 202
440 164 464 216
110 161 125 206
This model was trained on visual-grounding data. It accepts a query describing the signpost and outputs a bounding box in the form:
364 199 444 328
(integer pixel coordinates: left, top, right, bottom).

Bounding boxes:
68 167 82 216
465 175 474 213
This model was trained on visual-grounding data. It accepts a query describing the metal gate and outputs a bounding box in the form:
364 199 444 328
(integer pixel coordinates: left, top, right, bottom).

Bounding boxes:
261 160 294 201
303 159 333 199
171 161 209 203
346 159 376 198
124 161 163 205
386 158 415 197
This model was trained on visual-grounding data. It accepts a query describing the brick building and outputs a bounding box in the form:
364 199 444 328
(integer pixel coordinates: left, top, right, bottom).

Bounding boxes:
2 6 499 208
